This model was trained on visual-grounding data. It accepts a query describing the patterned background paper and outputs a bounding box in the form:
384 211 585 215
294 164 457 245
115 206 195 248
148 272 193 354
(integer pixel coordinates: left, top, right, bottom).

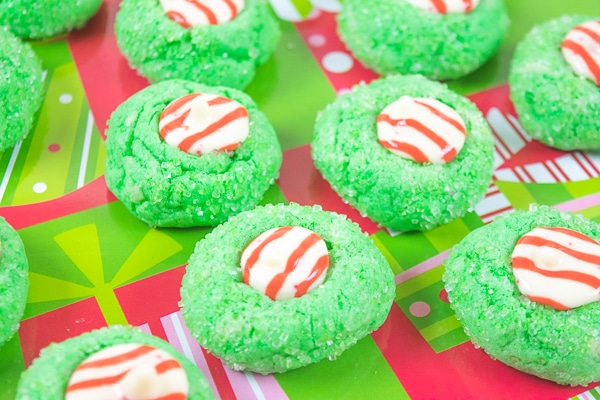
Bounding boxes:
0 0 599 399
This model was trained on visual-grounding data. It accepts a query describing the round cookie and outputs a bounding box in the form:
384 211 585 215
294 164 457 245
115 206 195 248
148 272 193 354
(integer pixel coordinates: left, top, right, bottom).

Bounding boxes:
311 74 495 232
104 79 282 228
0 217 28 349
0 27 44 153
337 0 509 80
16 325 214 399
114 0 280 89
509 15 600 151
0 0 102 39
180 203 396 374
443 206 600 385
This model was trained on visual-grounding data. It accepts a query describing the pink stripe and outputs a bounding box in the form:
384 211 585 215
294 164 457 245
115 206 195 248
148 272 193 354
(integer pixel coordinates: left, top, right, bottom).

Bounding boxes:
222 369 259 400
395 251 449 285
555 192 600 213
161 313 218 396
138 323 152 334
252 373 290 400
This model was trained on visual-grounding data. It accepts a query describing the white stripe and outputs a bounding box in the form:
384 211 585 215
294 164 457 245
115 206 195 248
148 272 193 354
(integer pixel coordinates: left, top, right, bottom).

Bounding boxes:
494 168 520 182
0 140 23 202
523 162 556 183
474 191 511 217
486 108 526 155
573 152 598 177
493 149 505 169
268 0 304 21
492 134 511 160
513 166 531 183
244 372 267 400
544 160 568 182
555 154 590 182
506 113 530 142
77 110 95 189
583 152 600 173
169 313 195 362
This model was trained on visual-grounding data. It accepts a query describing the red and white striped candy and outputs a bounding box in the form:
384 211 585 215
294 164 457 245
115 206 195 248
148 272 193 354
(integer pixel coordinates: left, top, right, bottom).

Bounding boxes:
159 92 249 155
241 226 330 300
561 20 600 86
65 344 188 400
160 0 245 28
511 227 600 310
405 0 479 14
377 96 467 164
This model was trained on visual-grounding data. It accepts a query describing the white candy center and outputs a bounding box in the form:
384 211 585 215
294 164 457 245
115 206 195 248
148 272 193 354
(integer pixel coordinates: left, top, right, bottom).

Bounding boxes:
160 0 245 28
377 96 466 164
65 344 188 400
241 226 330 300
561 20 600 86
405 0 479 14
159 93 249 155
511 227 600 310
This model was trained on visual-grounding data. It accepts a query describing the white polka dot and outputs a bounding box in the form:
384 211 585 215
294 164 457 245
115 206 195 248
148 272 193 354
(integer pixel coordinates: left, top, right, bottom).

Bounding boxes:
33 182 47 193
409 301 431 318
59 93 73 104
337 88 351 95
308 34 326 47
322 51 354 74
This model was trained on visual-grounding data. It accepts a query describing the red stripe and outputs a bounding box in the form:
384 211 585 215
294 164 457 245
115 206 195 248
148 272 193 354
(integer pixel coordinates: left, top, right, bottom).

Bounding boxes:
463 0 473 12
294 254 330 297
573 153 596 177
66 370 129 392
526 295 569 310
379 139 429 163
512 256 600 289
379 116 453 152
243 227 294 283
548 160 568 182
179 107 248 152
76 345 154 369
155 393 188 400
575 24 600 46
160 109 190 139
208 96 232 106
479 205 513 221
189 0 218 24
217 143 240 152
160 94 201 138
222 0 239 19
543 161 564 182
167 11 192 28
582 153 600 175
429 0 447 13
544 227 599 244
562 39 600 84
155 359 182 374
517 235 600 265
265 232 322 299
413 99 466 136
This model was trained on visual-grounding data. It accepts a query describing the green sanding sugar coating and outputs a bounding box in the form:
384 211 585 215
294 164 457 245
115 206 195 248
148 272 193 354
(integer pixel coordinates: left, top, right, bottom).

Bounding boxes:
0 27 43 153
104 79 282 228
311 74 495 232
0 0 101 39
337 0 509 80
0 217 28 348
443 205 600 386
115 0 280 89
509 14 600 151
181 203 396 374
15 325 215 399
